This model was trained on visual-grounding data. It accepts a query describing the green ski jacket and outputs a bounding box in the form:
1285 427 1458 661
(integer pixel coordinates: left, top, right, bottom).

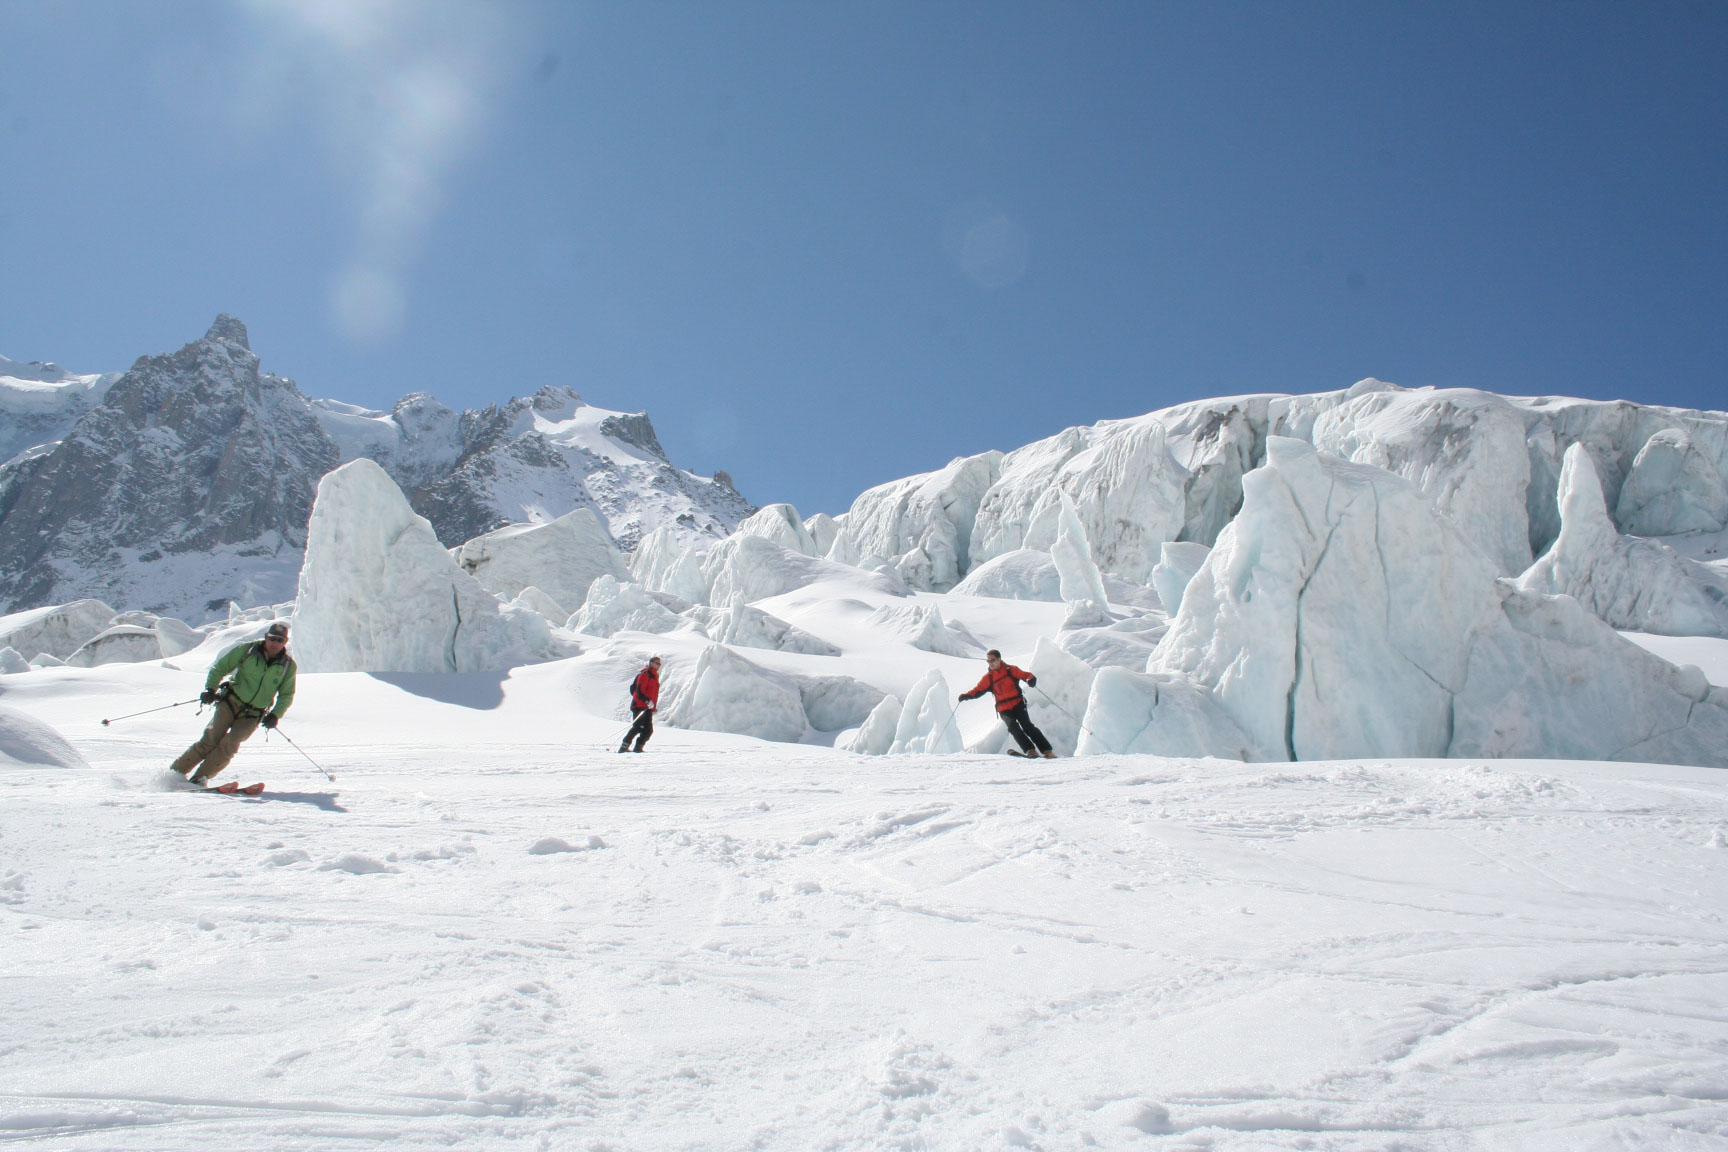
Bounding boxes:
205 641 297 719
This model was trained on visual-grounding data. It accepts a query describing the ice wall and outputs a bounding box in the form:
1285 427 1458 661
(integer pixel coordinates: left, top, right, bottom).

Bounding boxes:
454 508 629 617
294 459 552 673
970 420 1185 583
828 452 1003 590
1148 437 1728 768
1517 444 1728 638
735 504 819 556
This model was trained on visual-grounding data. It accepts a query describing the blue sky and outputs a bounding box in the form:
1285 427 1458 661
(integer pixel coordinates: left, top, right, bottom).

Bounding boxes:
2 1 1724 515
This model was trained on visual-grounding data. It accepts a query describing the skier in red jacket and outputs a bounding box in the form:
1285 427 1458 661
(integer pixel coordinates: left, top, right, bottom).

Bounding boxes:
958 649 1055 758
618 656 661 753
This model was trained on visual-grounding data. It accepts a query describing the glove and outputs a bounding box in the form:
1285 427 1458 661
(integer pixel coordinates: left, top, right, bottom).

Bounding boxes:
200 690 216 705
261 713 278 729
1026 675 1037 687
956 693 965 702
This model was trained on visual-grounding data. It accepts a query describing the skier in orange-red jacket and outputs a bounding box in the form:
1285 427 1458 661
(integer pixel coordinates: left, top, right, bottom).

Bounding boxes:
957 649 1055 758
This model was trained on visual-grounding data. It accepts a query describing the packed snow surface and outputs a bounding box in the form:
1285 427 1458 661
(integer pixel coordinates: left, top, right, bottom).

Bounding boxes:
2 659 1727 1150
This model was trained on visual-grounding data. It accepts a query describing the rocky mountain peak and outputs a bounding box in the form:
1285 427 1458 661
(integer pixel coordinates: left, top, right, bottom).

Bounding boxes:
0 319 756 617
204 313 251 350
530 384 583 412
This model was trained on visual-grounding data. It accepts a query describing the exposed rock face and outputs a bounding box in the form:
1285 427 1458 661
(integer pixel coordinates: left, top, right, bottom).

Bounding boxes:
0 320 754 618
0 317 335 617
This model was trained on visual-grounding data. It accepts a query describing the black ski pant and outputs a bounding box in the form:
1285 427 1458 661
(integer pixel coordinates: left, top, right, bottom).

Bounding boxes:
622 707 654 751
999 702 1052 755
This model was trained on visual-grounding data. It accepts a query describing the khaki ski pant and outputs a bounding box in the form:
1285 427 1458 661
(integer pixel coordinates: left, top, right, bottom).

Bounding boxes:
170 700 261 783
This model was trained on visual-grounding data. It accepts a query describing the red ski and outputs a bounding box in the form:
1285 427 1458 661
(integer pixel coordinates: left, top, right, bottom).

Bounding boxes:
199 781 265 796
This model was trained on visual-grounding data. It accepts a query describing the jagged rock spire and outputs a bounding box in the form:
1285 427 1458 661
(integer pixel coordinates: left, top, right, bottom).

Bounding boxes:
204 314 250 350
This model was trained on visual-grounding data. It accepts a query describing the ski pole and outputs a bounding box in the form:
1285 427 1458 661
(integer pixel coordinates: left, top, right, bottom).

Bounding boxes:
269 727 337 783
936 704 962 752
101 698 202 727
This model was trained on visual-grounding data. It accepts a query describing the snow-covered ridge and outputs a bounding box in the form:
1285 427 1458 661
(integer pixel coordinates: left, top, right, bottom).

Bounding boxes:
0 353 120 464
823 380 1728 595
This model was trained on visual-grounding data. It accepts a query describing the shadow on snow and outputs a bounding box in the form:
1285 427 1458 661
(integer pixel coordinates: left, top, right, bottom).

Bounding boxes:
365 670 509 710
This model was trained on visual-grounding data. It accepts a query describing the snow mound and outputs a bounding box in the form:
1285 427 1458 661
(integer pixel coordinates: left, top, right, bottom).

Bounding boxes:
0 647 29 674
795 674 887 733
735 503 819 556
454 507 628 618
663 644 809 743
0 705 89 769
704 534 903 608
864 603 983 658
662 643 883 741
153 617 204 657
681 602 840 657
1518 444 1728 638
317 853 400 875
293 459 552 673
507 585 570 623
570 576 683 638
0 599 117 661
1076 668 1256 759
527 835 604 855
1150 436 1728 767
64 625 161 668
888 670 962 754
837 694 901 755
949 549 1062 601
629 526 710 605
1056 615 1169 670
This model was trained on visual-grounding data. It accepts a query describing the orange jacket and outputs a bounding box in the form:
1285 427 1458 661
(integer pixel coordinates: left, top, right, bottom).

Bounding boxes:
964 663 1033 712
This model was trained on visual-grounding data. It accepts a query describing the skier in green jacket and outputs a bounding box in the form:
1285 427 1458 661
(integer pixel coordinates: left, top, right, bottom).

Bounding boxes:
170 621 297 785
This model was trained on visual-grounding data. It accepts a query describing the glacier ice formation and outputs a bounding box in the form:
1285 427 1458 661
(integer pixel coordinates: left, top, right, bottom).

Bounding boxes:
293 459 552 674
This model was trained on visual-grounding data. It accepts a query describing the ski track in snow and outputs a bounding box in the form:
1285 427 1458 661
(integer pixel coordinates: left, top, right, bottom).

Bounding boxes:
3 680 1728 1150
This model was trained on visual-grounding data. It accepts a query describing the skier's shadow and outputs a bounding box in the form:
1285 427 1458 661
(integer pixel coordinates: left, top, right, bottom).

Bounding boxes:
366 671 508 710
260 791 347 812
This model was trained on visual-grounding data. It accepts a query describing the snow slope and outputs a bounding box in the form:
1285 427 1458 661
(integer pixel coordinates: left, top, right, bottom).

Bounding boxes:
1 658 1725 1150
0 354 119 465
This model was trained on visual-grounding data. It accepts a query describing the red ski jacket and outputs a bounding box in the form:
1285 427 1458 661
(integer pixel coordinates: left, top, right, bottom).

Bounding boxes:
630 666 660 711
964 663 1034 712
